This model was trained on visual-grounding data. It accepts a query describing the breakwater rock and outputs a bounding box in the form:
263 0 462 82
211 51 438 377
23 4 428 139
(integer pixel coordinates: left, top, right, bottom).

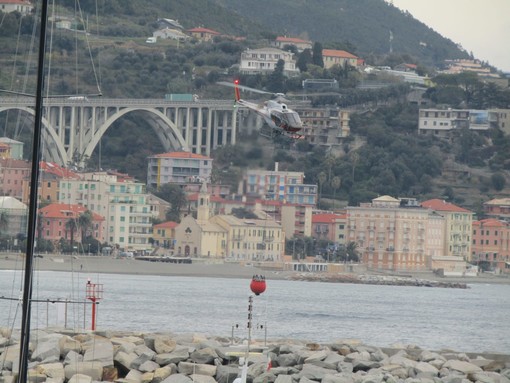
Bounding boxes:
1 328 509 383
287 273 468 289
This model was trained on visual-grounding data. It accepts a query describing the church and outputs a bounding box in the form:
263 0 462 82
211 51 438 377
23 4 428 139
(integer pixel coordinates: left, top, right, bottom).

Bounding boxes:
174 182 285 261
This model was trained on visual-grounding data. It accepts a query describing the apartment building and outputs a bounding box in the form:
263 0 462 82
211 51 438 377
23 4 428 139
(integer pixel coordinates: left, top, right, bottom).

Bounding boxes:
243 165 317 206
483 198 510 221
346 195 430 271
239 47 299 77
59 172 155 252
147 151 212 189
472 218 510 274
38 203 105 244
418 108 500 137
421 199 473 261
297 106 350 149
0 196 27 238
0 158 31 199
312 213 345 242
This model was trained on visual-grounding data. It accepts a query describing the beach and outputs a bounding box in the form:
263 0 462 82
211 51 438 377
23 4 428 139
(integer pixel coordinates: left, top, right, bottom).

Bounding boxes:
1 252 509 285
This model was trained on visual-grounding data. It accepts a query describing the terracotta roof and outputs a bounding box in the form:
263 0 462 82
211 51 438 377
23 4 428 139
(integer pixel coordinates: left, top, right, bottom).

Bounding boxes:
312 213 344 223
153 151 211 160
0 0 32 4
484 198 510 206
39 203 104 221
154 221 178 229
40 161 80 179
322 49 358 59
473 218 508 227
187 193 225 203
276 36 310 44
421 199 472 213
188 27 220 35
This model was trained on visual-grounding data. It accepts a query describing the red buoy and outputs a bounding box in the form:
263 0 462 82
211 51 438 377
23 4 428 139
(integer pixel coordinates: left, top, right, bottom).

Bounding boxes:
250 275 266 295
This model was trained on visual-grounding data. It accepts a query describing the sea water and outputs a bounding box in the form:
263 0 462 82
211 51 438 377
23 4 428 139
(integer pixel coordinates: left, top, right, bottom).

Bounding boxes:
0 270 509 354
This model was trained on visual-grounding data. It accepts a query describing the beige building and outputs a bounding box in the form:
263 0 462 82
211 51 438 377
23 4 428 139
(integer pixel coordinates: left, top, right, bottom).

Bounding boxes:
174 183 285 260
239 47 299 77
346 196 430 271
297 107 350 149
59 172 156 251
421 199 474 261
322 49 359 69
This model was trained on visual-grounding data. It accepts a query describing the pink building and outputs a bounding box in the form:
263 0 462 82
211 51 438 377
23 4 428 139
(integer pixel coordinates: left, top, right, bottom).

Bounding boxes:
347 195 430 271
0 158 31 199
38 203 105 244
472 218 510 274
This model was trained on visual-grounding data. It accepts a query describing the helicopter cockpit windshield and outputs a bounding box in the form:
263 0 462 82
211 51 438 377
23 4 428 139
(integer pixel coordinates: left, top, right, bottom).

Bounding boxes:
270 110 303 131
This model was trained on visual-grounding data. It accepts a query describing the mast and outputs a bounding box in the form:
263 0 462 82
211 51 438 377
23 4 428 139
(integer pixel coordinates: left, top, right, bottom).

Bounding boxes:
18 1 49 382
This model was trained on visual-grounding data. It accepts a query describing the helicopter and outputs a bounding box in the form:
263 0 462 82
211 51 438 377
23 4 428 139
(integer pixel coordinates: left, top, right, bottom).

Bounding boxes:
220 80 304 137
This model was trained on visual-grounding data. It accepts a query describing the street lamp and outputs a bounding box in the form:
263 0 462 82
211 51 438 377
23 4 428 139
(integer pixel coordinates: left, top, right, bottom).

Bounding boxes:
88 243 91 255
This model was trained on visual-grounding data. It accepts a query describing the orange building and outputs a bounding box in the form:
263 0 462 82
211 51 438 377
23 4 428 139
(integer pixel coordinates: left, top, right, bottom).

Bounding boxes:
312 213 345 242
153 221 178 249
21 162 80 205
472 218 510 274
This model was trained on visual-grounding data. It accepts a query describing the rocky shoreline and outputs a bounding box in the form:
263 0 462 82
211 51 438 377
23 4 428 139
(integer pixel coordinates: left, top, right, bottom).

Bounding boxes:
288 273 469 288
0 328 509 383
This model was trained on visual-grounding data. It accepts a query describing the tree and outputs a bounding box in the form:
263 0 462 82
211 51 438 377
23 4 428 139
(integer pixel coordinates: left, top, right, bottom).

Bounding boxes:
491 173 506 191
317 172 327 207
78 210 93 241
312 42 324 67
331 176 341 210
296 48 313 72
154 184 187 223
0 211 8 236
65 219 78 252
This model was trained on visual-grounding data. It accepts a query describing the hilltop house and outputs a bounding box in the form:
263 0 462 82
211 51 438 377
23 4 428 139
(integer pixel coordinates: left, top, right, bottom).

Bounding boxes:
271 36 312 52
239 47 299 77
187 27 220 42
0 0 33 15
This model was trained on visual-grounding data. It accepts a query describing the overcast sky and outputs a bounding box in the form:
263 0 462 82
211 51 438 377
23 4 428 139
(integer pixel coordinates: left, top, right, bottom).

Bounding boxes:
390 0 510 72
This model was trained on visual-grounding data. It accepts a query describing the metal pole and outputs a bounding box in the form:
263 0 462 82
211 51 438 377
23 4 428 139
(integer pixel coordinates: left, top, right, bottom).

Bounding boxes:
18 2 49 382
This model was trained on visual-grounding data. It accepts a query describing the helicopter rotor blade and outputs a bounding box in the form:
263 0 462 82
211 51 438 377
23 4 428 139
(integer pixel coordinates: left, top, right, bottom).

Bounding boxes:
217 81 273 96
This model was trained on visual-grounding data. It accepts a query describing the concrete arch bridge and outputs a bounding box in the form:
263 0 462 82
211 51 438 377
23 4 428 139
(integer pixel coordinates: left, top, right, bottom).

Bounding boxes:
0 97 240 167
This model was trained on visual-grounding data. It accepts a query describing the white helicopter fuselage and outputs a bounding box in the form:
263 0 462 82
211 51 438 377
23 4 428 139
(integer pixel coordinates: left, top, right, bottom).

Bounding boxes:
237 98 303 134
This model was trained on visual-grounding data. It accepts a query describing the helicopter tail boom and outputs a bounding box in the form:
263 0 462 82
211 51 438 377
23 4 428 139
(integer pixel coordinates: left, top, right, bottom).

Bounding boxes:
234 79 241 102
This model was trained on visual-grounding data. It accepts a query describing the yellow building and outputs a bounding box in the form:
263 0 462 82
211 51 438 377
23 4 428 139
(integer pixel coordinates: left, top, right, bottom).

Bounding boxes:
153 221 178 249
211 215 285 262
174 182 284 260
421 199 474 261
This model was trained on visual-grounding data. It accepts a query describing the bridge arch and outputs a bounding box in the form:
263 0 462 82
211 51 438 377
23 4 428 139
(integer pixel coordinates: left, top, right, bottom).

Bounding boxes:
84 107 189 165
0 106 68 164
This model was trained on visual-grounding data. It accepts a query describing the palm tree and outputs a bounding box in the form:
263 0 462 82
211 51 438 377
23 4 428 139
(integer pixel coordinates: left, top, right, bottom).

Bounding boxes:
65 219 78 252
78 210 93 240
317 171 327 207
0 211 8 236
331 176 341 210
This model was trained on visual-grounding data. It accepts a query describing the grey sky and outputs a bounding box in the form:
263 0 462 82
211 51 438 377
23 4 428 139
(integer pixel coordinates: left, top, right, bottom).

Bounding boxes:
390 0 510 72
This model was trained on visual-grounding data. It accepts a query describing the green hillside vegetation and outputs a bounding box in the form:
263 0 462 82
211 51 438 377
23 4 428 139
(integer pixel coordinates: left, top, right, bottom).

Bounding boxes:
0 1 509 214
210 0 470 68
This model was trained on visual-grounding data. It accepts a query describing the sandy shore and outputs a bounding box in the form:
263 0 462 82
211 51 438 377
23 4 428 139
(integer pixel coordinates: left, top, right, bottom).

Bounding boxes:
1 252 509 285
0 253 290 280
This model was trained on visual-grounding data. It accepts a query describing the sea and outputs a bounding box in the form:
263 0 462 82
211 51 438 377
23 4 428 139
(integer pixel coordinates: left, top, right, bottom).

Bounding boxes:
1 270 509 355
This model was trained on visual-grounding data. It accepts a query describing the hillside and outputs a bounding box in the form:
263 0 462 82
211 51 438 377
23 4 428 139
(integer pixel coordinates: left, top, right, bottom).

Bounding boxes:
210 0 469 67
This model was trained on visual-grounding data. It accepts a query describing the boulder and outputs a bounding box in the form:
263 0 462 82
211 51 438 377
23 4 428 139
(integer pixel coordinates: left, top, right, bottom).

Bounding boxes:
153 366 173 383
31 334 62 363
155 348 190 365
35 362 65 380
154 336 177 354
161 373 193 383
83 340 114 367
189 374 217 383
189 347 218 364
443 360 483 374
215 365 240 383
64 361 103 381
139 360 161 373
63 350 83 366
67 373 92 383
59 336 81 356
178 362 216 376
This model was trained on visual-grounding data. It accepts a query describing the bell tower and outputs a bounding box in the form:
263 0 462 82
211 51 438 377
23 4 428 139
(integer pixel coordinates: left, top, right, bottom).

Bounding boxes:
197 180 210 223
